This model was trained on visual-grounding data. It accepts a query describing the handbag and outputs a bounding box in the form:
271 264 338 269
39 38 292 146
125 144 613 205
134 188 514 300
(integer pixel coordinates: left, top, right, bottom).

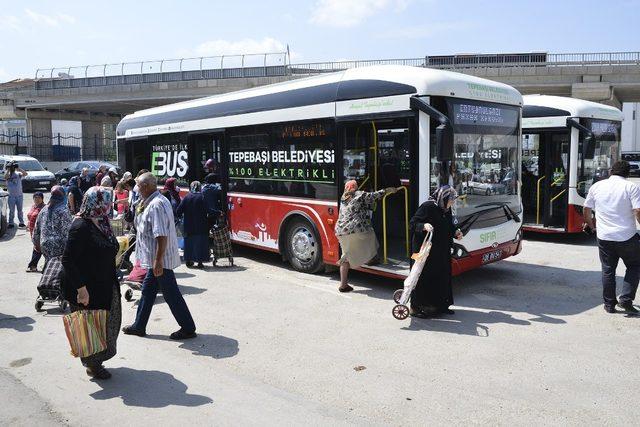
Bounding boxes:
62 309 108 358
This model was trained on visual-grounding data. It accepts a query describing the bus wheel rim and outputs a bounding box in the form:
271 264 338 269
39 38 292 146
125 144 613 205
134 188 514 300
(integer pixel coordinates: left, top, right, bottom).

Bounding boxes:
291 227 315 263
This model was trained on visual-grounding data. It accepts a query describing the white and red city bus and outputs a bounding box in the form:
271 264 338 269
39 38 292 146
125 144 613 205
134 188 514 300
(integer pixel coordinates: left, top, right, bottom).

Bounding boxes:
117 65 524 278
521 95 623 233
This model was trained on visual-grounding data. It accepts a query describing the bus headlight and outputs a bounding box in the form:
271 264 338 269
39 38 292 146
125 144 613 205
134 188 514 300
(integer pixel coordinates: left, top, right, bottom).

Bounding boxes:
513 228 523 242
451 244 469 259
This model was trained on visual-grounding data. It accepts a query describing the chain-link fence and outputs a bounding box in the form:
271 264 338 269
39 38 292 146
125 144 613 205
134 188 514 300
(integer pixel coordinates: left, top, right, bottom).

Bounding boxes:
0 132 116 162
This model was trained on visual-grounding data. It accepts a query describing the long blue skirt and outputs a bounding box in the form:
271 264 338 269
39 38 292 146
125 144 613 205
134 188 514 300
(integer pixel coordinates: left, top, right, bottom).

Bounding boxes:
183 234 210 263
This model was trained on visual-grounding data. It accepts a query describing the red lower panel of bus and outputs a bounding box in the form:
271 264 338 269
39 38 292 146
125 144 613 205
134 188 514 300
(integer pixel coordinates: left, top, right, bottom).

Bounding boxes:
227 193 340 264
565 204 585 233
522 204 584 234
226 193 522 280
452 239 522 276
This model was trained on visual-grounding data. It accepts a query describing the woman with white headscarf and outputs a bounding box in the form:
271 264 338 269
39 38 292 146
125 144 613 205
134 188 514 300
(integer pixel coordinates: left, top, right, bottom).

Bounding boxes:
408 185 464 318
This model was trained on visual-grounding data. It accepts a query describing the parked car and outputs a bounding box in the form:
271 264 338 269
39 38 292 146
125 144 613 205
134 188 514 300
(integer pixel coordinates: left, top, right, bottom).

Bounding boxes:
0 155 57 191
622 152 640 177
462 180 507 196
54 160 120 182
0 189 7 237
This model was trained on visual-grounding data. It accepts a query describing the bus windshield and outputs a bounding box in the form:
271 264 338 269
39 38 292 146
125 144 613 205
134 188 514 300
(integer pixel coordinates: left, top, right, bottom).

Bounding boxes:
578 119 621 198
447 99 521 220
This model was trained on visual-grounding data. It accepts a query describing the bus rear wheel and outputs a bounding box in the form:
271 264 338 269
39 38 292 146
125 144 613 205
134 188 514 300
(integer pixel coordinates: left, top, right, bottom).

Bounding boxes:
285 218 323 274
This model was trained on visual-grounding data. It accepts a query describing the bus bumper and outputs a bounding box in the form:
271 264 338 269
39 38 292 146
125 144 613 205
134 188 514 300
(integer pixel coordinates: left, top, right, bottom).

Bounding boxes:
452 238 522 276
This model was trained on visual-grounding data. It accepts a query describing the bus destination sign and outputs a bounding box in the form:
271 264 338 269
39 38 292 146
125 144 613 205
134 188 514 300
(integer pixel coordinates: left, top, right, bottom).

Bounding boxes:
453 103 518 127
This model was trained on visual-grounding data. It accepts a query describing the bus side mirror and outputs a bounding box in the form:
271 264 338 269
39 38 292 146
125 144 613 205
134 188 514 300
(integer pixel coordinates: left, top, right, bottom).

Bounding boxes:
583 135 596 159
436 124 453 161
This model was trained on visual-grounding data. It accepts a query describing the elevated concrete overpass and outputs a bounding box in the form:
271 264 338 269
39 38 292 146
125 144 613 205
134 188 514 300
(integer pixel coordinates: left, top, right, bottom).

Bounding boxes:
1 51 639 151
4 52 640 114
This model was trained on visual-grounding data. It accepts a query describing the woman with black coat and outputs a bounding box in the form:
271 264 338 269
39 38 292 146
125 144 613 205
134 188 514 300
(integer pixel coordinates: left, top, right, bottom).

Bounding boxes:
62 187 121 380
408 185 463 318
176 181 210 268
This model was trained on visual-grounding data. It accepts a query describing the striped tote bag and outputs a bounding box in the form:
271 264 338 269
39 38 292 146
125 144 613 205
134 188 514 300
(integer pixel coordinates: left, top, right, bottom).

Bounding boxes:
62 310 108 358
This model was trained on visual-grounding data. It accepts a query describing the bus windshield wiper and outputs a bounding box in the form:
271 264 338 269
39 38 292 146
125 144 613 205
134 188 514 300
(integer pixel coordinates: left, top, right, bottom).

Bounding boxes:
457 205 504 234
457 203 520 234
474 201 521 223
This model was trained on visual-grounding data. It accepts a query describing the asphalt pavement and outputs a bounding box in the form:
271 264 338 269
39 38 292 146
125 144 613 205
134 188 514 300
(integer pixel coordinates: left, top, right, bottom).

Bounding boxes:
1 193 639 425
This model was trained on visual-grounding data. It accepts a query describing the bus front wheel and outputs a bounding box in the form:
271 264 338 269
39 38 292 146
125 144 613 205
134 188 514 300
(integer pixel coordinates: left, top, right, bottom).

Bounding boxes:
285 218 323 274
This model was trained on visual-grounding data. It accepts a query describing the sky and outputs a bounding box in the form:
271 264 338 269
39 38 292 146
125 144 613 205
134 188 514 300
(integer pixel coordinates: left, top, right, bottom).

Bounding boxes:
1 0 639 82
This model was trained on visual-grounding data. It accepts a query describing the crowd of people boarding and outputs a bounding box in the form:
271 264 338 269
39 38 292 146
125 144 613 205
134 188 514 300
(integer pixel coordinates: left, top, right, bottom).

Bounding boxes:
8 155 639 380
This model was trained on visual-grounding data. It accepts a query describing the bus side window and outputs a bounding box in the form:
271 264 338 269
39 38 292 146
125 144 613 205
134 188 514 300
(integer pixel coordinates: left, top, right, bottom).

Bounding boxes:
228 120 337 199
343 124 372 191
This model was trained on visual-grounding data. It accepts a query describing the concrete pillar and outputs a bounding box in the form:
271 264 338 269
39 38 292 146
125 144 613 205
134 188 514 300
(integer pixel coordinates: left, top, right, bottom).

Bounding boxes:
571 82 621 109
622 103 639 152
82 121 104 160
28 118 53 160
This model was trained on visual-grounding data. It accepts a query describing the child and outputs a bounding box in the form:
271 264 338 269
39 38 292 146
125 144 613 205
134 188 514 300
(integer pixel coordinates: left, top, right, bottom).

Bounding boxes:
114 180 129 216
26 192 45 272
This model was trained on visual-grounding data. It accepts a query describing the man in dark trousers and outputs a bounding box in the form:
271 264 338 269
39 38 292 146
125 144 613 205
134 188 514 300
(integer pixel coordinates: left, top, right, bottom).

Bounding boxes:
584 160 640 314
122 172 197 338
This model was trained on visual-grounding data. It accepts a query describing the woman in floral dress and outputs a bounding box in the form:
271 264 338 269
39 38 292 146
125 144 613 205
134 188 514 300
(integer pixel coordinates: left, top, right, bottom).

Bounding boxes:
334 180 397 292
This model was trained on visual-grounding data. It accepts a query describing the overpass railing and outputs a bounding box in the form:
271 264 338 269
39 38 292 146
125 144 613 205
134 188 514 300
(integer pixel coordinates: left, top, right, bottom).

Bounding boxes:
291 52 640 74
32 51 640 91
34 52 289 90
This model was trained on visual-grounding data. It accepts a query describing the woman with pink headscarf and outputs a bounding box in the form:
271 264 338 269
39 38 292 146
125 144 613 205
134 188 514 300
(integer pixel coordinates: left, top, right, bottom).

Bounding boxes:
333 180 398 292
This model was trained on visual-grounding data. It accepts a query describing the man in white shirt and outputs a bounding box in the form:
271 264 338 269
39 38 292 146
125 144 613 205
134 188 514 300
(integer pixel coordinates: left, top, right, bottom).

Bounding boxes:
584 161 640 314
122 172 197 339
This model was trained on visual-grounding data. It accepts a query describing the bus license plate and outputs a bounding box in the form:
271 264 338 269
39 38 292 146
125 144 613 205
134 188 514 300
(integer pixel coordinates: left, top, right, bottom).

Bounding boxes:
482 250 503 264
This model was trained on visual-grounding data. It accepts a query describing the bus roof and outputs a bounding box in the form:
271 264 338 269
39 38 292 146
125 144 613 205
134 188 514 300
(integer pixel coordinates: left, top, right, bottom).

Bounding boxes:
117 65 522 138
523 95 623 125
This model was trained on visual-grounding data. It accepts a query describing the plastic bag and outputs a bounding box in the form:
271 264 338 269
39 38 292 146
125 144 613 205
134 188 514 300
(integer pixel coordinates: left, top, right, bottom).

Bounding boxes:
62 309 108 358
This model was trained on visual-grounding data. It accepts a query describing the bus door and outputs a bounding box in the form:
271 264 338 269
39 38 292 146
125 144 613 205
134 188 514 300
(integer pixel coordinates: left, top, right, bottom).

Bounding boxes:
341 118 412 268
123 137 150 174
189 131 226 203
522 131 569 228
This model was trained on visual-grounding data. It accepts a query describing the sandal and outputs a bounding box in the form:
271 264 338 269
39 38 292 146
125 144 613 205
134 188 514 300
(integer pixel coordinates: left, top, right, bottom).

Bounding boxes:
338 285 353 293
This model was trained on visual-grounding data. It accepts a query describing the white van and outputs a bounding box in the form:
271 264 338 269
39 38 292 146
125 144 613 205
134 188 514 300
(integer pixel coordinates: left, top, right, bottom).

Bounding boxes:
0 155 57 191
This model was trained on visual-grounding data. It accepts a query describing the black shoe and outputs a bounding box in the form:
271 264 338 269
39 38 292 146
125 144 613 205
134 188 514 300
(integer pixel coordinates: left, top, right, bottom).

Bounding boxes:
186 261 194 268
122 325 146 337
170 329 197 340
18 223 26 228
410 310 429 319
7 224 14 229
617 302 639 314
86 365 111 380
604 305 617 314
439 308 455 315
197 263 204 269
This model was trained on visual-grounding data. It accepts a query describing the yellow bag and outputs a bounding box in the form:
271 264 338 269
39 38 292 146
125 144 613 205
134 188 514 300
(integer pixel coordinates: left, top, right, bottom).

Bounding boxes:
62 310 108 358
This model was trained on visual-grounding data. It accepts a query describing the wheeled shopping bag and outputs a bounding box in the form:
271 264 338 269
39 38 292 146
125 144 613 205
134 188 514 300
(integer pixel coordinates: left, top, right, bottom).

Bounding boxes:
392 231 433 320
35 256 68 312
210 214 233 267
